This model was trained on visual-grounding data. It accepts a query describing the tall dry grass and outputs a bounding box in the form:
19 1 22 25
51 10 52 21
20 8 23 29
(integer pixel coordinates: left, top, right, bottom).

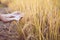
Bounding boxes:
0 0 60 40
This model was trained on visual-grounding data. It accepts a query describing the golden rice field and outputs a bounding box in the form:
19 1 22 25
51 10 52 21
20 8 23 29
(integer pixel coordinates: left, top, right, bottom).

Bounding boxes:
0 0 60 40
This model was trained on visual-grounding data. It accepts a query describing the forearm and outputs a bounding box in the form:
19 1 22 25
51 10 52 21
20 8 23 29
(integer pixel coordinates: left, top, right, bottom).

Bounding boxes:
0 14 14 22
0 11 23 22
1 17 15 22
0 14 1 20
0 13 12 18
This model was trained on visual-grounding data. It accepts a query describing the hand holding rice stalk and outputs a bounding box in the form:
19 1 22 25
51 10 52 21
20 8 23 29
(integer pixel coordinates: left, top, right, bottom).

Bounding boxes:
0 11 24 22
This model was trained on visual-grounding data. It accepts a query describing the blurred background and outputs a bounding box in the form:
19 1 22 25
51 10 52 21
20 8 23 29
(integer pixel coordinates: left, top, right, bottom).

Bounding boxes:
0 0 60 40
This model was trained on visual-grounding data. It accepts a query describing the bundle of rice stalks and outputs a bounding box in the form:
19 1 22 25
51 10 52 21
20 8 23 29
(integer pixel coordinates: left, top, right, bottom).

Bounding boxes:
0 0 60 40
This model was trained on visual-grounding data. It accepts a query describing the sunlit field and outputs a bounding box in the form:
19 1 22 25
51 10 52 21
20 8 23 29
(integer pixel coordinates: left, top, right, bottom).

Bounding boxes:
0 0 60 40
